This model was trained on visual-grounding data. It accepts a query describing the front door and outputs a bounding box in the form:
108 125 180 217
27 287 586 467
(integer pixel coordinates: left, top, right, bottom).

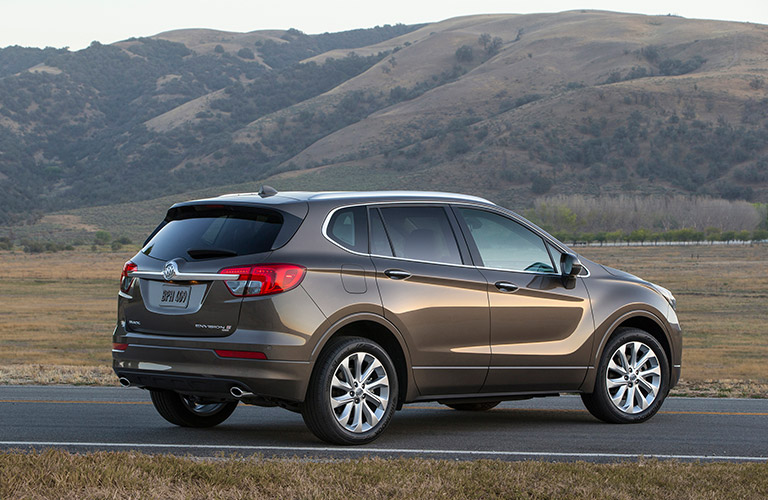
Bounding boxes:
452 206 594 394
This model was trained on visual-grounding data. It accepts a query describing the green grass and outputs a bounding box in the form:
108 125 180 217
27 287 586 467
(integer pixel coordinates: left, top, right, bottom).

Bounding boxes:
1 450 766 499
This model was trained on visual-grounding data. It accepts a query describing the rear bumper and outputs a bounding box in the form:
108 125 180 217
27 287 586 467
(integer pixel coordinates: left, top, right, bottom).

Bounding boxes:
112 334 312 402
115 369 252 401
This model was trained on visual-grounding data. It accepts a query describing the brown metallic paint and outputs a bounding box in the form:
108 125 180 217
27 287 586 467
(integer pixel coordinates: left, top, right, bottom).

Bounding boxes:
479 269 593 393
370 255 491 394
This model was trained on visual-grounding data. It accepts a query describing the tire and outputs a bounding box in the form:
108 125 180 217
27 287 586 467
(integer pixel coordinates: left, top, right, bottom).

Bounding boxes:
150 390 238 428
302 336 399 445
444 401 500 411
582 327 670 424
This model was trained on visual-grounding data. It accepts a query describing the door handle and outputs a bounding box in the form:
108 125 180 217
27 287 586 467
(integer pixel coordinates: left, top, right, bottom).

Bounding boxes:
494 281 519 293
384 269 411 280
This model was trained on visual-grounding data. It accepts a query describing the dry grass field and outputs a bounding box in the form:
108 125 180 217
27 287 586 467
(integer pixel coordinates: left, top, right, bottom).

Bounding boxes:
1 451 766 500
0 249 134 385
0 244 766 396
580 244 768 397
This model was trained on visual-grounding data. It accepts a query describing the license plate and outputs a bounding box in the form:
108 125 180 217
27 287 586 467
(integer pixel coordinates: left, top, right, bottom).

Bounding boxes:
159 285 191 308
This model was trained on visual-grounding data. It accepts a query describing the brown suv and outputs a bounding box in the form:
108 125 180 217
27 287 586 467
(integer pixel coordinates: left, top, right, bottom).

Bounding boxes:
113 189 682 445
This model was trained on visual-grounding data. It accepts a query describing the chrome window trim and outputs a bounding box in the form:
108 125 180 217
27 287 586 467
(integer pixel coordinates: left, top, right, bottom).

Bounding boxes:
128 270 233 281
321 201 591 277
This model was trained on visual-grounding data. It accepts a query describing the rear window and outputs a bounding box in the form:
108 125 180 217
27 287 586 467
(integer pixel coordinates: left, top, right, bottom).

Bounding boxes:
141 206 283 261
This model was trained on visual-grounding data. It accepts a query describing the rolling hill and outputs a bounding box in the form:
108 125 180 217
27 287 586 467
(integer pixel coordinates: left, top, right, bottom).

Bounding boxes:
1 10 767 237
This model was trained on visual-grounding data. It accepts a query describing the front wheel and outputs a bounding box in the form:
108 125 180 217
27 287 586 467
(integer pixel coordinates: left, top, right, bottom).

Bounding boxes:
582 327 670 423
302 337 398 445
150 390 238 427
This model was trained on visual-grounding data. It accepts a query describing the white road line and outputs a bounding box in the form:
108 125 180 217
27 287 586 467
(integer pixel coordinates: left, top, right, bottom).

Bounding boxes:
0 441 765 462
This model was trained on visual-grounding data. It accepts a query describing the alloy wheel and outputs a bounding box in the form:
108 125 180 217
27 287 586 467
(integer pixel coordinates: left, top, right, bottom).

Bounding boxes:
605 341 661 414
328 351 390 433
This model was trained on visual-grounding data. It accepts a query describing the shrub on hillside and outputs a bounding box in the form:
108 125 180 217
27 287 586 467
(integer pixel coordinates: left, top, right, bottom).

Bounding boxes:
455 45 473 63
237 48 255 60
93 231 111 246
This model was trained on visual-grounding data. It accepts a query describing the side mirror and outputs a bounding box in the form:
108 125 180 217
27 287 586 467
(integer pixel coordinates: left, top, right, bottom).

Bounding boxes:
561 253 583 277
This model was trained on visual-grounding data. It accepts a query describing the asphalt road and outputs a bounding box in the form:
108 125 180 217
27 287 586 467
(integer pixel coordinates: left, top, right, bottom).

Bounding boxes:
1 386 766 462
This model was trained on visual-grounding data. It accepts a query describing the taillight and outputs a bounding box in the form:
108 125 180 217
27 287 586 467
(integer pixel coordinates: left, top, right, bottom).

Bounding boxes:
220 263 306 297
120 261 138 293
112 343 128 352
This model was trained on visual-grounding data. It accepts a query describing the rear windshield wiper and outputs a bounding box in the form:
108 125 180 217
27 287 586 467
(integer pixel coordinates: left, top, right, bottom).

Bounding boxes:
186 248 238 259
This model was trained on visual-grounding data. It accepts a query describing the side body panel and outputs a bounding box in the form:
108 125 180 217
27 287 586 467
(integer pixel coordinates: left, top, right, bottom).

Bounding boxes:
577 260 682 393
370 256 491 395
479 270 593 393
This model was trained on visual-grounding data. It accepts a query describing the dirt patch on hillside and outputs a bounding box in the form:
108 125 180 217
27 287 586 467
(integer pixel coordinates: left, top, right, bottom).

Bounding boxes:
39 214 99 232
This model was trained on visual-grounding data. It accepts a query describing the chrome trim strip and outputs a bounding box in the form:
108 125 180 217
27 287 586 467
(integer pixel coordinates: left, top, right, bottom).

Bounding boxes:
412 366 488 370
321 201 590 277
118 291 132 299
413 366 589 370
128 271 233 281
489 366 589 370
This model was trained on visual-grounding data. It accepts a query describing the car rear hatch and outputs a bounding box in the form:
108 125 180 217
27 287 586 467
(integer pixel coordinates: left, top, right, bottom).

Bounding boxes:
120 202 304 337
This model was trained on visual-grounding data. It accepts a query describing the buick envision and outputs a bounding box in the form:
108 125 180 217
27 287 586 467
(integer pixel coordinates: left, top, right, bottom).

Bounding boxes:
113 188 681 444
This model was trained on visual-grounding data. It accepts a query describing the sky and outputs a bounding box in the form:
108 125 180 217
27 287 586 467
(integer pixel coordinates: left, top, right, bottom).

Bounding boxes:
2 0 767 51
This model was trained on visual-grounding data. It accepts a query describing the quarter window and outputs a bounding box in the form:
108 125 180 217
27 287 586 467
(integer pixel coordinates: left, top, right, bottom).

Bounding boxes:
378 206 462 265
546 242 563 274
327 206 368 253
456 208 556 273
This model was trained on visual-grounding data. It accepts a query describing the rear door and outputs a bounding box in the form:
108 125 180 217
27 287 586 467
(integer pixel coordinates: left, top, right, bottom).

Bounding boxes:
121 205 286 337
369 205 490 395
452 206 593 393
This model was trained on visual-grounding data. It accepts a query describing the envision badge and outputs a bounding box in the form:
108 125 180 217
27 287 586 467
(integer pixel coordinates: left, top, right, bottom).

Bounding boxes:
163 261 178 281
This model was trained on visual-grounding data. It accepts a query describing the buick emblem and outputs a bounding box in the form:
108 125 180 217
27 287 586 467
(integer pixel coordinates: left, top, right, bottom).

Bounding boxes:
163 261 178 281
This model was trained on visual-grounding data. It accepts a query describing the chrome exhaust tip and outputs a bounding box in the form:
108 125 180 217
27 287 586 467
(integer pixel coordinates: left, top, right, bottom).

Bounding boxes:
230 386 253 399
118 377 131 387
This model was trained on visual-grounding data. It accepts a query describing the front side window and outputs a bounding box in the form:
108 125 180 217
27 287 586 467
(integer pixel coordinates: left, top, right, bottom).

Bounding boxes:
378 206 462 265
327 206 368 253
456 207 556 273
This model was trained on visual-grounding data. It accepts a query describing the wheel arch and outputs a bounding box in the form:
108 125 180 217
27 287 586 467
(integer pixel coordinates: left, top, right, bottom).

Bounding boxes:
581 309 672 394
308 313 413 408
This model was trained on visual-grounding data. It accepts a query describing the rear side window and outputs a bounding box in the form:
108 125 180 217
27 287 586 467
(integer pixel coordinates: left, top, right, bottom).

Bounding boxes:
378 206 462 265
327 206 368 253
141 206 283 261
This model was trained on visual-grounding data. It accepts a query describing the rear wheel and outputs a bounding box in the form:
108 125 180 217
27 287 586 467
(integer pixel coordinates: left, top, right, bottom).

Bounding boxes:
582 327 670 423
302 337 398 445
444 401 500 411
150 390 237 427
